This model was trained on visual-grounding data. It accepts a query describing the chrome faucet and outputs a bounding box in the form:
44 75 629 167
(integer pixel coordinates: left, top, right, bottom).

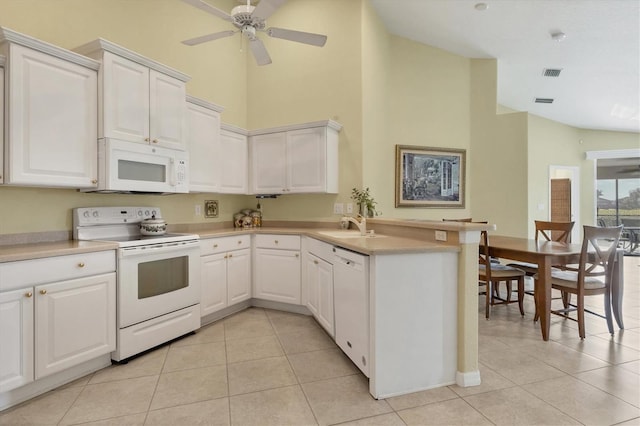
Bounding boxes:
342 214 367 236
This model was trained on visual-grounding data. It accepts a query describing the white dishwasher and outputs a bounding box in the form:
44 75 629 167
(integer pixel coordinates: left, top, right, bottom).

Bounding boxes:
333 247 370 377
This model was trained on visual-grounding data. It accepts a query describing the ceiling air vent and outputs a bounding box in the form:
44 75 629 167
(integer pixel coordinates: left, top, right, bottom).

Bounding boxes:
543 68 562 77
534 98 554 104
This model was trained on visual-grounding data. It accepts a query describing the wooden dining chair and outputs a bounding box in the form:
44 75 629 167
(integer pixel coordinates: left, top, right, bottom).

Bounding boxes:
507 220 575 276
479 230 526 319
534 225 622 338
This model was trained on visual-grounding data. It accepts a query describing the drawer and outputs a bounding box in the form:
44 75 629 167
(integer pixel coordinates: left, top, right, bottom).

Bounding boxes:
305 237 334 263
254 234 300 250
0 250 116 292
200 235 250 256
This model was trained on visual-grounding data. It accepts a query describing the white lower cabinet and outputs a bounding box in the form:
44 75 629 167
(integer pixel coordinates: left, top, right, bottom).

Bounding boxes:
0 251 116 393
254 235 301 304
303 237 335 337
200 236 251 317
35 274 115 379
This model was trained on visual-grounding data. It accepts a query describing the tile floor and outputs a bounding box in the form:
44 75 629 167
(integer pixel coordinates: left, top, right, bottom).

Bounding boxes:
1 257 639 425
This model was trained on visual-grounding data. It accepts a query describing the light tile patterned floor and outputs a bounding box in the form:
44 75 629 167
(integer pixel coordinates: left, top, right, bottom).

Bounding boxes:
1 257 639 425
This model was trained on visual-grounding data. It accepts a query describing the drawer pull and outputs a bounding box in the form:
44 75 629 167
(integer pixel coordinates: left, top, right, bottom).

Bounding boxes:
238 240 242 244
274 240 279 244
314 260 318 264
224 254 228 259
144 137 150 142
213 244 218 248
25 292 33 298
228 253 233 258
40 289 47 295
295 253 299 258
78 262 85 268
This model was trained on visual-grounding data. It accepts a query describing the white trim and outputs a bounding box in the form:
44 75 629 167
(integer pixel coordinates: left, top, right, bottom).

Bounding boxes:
456 370 481 387
186 95 224 113
221 122 249 135
0 27 100 70
249 119 342 136
586 149 640 160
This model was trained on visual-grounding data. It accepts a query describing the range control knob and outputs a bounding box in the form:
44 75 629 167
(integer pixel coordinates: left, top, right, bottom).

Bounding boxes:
92 211 99 218
83 210 90 218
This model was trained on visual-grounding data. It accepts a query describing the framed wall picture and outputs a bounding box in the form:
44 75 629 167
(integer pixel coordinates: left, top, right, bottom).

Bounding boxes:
395 145 466 208
204 200 219 218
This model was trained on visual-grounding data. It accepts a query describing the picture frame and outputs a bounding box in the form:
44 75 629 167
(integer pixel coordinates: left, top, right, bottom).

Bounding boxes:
204 200 219 218
395 145 466 208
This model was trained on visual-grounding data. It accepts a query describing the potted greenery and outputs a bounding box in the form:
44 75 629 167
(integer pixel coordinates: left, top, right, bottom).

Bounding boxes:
351 187 379 217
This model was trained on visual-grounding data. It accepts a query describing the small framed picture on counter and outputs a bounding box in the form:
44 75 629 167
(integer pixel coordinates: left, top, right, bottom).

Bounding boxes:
395 145 465 208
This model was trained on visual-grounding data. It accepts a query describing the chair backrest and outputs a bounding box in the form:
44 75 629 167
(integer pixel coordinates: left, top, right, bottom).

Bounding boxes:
478 230 492 281
577 225 623 286
534 220 574 243
621 218 640 228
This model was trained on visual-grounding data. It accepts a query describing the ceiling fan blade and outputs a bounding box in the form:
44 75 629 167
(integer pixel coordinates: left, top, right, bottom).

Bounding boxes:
251 0 287 20
181 0 232 21
249 38 272 66
267 27 327 47
182 30 236 46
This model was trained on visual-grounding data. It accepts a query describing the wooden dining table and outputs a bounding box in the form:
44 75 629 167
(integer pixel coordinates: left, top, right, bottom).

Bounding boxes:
485 236 624 341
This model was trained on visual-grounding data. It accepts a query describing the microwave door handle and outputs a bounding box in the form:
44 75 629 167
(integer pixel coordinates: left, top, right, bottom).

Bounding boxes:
169 158 177 187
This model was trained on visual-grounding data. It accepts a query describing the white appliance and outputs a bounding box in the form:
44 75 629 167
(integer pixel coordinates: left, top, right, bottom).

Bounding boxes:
73 206 200 361
86 138 189 194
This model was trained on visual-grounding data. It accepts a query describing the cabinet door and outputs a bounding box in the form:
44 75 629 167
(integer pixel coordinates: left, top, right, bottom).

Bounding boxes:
35 273 116 379
227 248 251 305
187 102 220 192
316 258 334 337
6 44 98 188
102 51 149 143
219 129 248 194
305 253 320 316
254 248 301 304
149 70 186 150
200 252 227 317
250 132 287 194
287 127 326 193
0 287 34 392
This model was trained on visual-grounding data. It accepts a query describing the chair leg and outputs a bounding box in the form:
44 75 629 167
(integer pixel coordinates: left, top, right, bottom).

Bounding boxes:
517 276 525 316
506 281 513 302
562 291 571 309
578 294 585 339
485 281 492 319
604 289 614 335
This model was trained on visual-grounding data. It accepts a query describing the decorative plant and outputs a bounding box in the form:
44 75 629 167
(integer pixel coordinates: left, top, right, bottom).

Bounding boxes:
351 187 379 217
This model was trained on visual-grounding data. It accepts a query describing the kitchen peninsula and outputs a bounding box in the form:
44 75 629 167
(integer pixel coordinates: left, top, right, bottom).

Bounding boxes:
0 218 491 406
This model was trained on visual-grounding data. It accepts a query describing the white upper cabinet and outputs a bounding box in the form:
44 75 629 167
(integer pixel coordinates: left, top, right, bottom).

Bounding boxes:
186 96 224 193
250 120 341 195
220 124 249 194
0 28 100 188
74 39 190 150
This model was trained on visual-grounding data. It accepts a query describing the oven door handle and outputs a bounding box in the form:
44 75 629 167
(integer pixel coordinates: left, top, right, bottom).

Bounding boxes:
119 240 200 257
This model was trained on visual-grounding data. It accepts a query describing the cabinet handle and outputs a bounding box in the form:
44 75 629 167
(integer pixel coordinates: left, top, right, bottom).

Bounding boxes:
213 244 218 248
145 137 150 142
228 253 233 258
224 254 228 259
91 179 97 184
152 139 158 144
40 289 47 295
295 253 299 258
274 240 279 244
314 260 318 264
25 292 33 298
78 262 85 268
237 240 242 244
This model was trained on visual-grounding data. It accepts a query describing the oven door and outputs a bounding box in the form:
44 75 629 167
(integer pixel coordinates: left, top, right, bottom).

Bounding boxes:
117 240 200 328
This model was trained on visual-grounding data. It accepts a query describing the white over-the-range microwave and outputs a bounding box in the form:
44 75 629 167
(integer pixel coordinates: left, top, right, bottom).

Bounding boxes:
84 138 189 194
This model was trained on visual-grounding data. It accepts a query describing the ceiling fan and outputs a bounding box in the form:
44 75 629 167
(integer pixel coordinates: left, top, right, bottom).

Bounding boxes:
617 165 640 174
180 0 327 66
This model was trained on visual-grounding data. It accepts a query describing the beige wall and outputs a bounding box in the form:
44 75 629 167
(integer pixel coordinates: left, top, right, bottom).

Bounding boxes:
470 59 529 237
1 0 637 236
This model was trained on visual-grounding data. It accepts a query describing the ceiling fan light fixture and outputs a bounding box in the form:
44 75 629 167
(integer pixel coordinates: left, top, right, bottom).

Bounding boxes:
474 3 489 11
551 31 566 42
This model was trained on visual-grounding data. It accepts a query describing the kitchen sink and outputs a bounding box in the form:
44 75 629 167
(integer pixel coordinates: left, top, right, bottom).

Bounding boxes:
317 230 387 239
